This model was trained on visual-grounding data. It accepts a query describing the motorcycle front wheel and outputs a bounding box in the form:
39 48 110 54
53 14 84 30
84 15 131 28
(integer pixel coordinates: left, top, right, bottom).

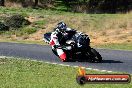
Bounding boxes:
52 49 73 62
89 48 102 63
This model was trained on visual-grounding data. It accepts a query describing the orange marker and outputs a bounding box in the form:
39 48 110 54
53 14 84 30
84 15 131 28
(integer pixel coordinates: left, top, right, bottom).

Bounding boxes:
78 67 86 76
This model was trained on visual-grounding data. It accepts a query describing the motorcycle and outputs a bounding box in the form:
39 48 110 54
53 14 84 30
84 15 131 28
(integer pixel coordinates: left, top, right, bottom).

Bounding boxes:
43 31 102 62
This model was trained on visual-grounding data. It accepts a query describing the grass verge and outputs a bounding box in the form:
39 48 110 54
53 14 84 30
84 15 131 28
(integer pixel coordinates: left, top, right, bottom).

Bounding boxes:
94 43 132 51
0 39 45 45
0 57 131 88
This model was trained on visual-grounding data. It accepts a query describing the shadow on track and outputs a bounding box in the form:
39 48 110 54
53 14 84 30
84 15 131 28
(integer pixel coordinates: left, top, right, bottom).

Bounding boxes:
101 60 123 63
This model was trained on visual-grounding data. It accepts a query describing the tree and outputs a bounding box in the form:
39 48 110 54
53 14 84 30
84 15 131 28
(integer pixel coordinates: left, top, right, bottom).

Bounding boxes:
0 0 5 6
34 0 38 7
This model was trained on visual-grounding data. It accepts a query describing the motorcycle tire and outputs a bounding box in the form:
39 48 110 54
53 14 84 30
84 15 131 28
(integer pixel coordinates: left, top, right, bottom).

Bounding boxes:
90 48 102 63
52 49 58 56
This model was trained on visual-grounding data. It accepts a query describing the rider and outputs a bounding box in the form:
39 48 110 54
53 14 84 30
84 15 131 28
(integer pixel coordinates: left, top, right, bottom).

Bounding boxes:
49 22 75 61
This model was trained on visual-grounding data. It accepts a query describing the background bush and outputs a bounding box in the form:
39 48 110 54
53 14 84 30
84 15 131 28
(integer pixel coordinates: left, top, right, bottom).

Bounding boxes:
0 22 9 31
1 0 131 13
5 14 31 28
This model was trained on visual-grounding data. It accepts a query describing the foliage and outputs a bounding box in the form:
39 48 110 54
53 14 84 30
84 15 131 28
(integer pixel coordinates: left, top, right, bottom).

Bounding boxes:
0 22 9 31
5 14 31 28
3 0 132 13
0 0 5 6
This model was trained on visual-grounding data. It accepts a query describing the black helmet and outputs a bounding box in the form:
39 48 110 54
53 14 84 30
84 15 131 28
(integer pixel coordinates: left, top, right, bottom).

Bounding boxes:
57 22 67 32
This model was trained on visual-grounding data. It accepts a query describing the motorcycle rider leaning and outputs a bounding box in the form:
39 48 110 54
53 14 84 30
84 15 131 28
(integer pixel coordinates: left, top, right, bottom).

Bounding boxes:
49 22 75 61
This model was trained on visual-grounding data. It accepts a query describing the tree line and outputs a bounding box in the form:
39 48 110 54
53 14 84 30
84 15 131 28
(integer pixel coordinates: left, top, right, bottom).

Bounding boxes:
0 0 132 13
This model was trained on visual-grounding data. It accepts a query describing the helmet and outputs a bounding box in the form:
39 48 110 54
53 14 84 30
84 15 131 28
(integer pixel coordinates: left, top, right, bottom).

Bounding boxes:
57 22 67 32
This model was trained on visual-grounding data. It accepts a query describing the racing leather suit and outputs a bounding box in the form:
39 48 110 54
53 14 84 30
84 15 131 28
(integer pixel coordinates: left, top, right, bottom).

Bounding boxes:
49 27 73 61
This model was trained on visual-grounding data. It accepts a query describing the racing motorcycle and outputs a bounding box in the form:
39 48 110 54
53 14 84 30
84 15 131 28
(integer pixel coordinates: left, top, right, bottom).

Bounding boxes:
43 31 102 62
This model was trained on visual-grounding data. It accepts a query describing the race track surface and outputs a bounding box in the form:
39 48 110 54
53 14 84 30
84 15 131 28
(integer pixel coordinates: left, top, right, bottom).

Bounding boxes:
0 42 132 73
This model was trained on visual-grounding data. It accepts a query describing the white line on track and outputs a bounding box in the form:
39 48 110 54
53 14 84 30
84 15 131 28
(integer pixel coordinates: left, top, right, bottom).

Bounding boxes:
63 65 70 66
45 62 50 64
86 68 92 70
107 71 113 73
101 70 107 72
58 64 70 67
52 63 57 65
45 62 113 73
93 69 99 71
73 66 79 68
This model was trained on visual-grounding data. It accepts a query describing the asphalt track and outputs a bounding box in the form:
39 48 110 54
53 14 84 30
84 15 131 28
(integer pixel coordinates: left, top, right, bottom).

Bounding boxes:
0 42 132 73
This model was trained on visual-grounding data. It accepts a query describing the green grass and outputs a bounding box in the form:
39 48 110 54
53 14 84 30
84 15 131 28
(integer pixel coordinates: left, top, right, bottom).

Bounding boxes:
0 39 45 45
0 57 131 88
94 43 132 51
0 27 37 37
33 20 47 29
21 27 37 34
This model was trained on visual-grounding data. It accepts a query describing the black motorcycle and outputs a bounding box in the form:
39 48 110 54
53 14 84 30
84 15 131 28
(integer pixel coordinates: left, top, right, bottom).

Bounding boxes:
43 31 102 62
